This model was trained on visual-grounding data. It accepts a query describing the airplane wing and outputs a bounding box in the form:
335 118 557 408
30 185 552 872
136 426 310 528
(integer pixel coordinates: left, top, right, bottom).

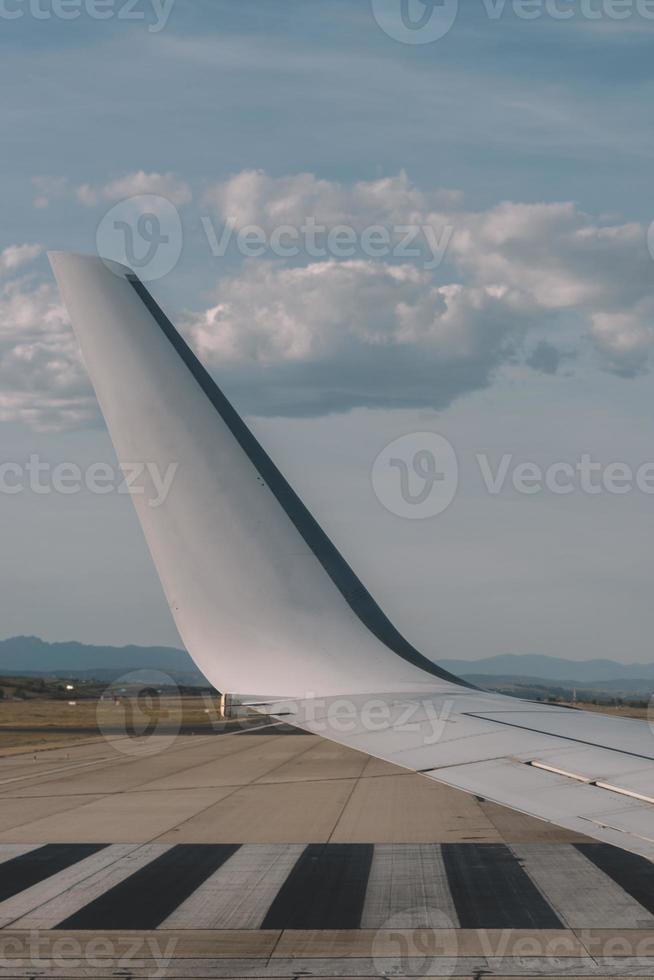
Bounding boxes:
50 252 654 859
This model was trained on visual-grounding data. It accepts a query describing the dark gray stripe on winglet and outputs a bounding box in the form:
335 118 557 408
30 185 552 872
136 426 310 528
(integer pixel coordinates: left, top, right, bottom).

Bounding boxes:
126 274 472 690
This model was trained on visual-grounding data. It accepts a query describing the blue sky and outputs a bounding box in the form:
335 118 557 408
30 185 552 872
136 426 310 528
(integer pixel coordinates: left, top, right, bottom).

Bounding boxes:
2 0 654 662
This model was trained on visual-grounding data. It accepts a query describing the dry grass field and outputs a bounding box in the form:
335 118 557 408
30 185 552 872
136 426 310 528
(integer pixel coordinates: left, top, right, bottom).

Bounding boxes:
0 690 648 756
0 695 247 753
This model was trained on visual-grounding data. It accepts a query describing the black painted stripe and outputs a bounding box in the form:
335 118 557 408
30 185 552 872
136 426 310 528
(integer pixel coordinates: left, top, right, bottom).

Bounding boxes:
126 274 472 691
261 843 373 929
0 844 107 903
56 843 240 930
441 843 563 929
575 843 654 916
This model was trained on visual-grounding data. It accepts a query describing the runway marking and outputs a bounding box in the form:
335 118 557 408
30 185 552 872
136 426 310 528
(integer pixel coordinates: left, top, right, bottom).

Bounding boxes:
11 843 171 929
0 841 650 933
512 842 654 929
0 843 144 928
56 843 240 930
0 844 40 865
360 843 460 928
0 844 107 905
576 842 654 917
441 843 563 930
160 843 305 929
261 843 374 930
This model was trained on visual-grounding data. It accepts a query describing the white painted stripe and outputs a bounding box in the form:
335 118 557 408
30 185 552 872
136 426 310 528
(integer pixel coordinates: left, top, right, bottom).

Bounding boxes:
0 757 113 787
511 843 654 929
0 844 40 865
0 845 138 928
360 844 460 929
9 843 171 930
160 843 304 929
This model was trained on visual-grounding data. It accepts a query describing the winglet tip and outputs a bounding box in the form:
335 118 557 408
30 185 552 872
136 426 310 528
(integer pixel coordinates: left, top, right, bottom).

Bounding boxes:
48 250 134 280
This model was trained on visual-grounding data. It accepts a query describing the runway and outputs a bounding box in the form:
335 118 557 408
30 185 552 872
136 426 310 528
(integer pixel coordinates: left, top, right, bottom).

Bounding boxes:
0 728 652 977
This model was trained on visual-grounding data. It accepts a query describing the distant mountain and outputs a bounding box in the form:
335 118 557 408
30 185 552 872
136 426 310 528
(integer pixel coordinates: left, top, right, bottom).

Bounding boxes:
0 636 204 683
440 653 654 683
1 639 652 692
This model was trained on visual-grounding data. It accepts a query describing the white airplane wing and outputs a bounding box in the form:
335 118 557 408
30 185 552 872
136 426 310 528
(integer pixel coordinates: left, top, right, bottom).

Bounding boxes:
50 252 654 859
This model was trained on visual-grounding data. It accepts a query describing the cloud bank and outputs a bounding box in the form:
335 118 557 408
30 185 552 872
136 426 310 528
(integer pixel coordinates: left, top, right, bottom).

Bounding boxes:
0 248 95 430
189 171 654 413
5 171 654 427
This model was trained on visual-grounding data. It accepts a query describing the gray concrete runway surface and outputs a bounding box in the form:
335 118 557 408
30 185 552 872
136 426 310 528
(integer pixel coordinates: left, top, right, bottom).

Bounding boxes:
0 728 652 978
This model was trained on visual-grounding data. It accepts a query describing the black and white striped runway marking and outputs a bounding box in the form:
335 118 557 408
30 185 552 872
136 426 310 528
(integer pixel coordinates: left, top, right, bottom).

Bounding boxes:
0 842 652 930
58 844 240 931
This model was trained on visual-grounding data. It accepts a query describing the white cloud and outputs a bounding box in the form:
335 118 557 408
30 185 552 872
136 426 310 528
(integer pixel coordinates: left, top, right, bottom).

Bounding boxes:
0 252 96 431
91 171 192 206
33 171 192 211
184 259 529 415
6 172 654 427
0 244 42 272
75 183 98 207
31 176 69 210
590 301 654 377
205 169 461 229
204 171 654 382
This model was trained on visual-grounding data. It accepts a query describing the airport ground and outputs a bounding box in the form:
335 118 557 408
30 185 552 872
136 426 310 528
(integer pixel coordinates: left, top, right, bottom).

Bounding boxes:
0 701 652 978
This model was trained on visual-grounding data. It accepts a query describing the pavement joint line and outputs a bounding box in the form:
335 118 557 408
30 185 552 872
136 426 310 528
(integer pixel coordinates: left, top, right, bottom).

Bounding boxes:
5 733 284 801
135 734 293 795
250 740 351 787
147 740 330 844
0 737 293 841
326 767 368 845
0 735 109 760
148 783 249 845
119 771 421 793
0 758 114 787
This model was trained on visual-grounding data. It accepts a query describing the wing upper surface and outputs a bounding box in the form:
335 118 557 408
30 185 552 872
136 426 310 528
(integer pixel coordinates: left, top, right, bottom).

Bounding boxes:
265 690 654 859
50 252 654 859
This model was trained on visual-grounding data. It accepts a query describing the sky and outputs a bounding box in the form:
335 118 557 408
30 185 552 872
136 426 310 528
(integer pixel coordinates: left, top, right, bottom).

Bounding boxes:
2 0 654 663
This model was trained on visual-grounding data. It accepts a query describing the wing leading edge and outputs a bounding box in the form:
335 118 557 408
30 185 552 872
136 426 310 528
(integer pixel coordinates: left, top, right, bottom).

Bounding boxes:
50 253 654 859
